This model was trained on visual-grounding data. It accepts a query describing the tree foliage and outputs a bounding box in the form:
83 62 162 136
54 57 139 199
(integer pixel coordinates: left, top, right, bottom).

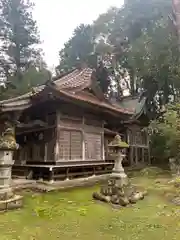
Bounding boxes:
149 102 180 163
57 24 94 74
0 66 51 100
172 0 180 50
0 0 51 99
0 0 41 77
56 0 180 119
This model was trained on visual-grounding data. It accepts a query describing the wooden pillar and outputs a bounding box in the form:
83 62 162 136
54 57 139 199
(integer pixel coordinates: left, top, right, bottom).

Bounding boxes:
54 111 60 161
82 117 85 161
49 167 54 183
147 131 151 164
44 143 48 162
142 148 145 163
135 147 138 165
127 129 130 144
102 121 105 161
148 148 151 165
44 115 48 162
130 147 134 166
102 134 105 161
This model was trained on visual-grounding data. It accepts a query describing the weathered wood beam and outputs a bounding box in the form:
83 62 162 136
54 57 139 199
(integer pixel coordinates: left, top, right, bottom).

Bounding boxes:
17 120 47 129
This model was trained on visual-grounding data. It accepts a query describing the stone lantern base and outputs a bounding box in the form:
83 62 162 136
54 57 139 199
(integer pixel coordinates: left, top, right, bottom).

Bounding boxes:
93 176 147 207
0 195 23 211
93 135 147 207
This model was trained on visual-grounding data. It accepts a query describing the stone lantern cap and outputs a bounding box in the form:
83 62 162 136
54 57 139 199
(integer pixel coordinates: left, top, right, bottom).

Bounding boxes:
108 135 129 149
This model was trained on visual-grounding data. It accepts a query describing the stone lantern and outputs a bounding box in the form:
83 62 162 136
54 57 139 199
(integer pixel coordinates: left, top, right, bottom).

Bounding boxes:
0 119 23 211
93 134 146 207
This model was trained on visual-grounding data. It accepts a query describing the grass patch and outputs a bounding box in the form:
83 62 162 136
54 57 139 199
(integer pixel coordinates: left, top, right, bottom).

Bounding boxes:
0 173 180 240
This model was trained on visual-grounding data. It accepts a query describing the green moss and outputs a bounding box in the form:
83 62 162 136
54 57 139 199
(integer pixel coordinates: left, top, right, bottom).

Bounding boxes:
174 177 180 182
108 135 129 148
139 167 165 177
0 173 180 240
0 140 18 150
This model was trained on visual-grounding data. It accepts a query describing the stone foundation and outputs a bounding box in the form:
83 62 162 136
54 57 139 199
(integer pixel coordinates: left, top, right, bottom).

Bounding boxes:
93 177 146 207
93 178 147 207
93 135 147 207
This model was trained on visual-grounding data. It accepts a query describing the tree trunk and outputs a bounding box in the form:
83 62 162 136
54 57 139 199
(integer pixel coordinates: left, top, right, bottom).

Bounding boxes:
172 0 180 50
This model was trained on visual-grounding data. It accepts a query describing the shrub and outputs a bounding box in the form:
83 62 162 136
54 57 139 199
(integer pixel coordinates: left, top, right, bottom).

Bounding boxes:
149 102 180 165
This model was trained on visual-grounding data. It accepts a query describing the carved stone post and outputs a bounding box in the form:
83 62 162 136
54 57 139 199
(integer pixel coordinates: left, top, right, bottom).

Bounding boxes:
93 135 146 207
110 136 129 186
0 114 23 211
0 150 14 200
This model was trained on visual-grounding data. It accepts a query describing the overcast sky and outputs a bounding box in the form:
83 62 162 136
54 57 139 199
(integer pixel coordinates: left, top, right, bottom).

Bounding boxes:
33 0 124 69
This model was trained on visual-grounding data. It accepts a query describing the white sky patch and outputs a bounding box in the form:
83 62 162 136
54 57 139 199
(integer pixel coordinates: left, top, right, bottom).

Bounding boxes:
33 0 124 68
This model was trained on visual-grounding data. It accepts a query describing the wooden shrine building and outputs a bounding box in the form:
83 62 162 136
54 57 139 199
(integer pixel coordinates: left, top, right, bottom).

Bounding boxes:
0 66 150 181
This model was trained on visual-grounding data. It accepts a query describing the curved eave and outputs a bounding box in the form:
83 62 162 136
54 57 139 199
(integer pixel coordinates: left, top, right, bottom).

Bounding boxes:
30 85 133 118
51 87 134 117
129 97 147 120
0 99 32 113
0 87 44 113
59 90 133 115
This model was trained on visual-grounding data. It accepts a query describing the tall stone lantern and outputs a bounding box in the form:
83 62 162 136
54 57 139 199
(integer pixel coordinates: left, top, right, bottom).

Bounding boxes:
93 135 146 207
0 118 23 211
108 135 129 186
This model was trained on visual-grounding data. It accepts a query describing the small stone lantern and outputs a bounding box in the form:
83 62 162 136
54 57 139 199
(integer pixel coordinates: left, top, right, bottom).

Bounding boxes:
0 124 23 211
93 135 146 207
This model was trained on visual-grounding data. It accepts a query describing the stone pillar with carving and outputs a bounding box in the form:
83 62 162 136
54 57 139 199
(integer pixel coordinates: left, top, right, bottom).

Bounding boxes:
0 115 23 211
110 137 129 186
93 135 147 207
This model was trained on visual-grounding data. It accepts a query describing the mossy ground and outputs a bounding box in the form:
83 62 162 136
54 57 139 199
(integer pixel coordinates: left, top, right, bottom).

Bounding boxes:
0 170 180 240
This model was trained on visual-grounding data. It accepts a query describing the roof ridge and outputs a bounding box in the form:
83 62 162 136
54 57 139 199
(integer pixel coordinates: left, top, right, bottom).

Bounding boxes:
52 68 76 81
54 67 94 91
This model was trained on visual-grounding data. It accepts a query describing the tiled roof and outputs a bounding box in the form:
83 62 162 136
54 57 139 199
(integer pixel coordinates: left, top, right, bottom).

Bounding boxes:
0 67 135 115
53 68 133 114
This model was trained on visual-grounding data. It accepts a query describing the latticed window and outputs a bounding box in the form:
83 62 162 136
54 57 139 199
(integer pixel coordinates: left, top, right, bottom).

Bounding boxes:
135 131 142 145
84 133 102 160
33 144 45 161
59 130 82 160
